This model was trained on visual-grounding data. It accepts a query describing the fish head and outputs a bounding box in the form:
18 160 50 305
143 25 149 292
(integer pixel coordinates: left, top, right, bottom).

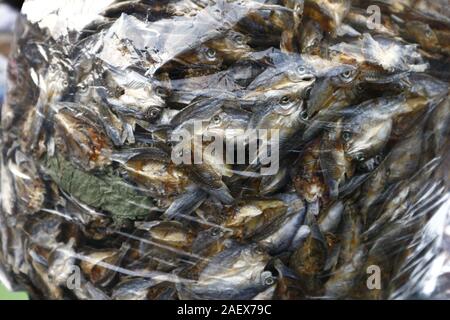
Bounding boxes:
204 106 251 141
329 64 359 87
304 0 350 32
405 21 440 50
144 221 194 249
183 45 224 68
45 55 73 99
357 153 384 173
53 105 112 170
341 118 393 162
300 19 324 54
191 226 233 255
247 68 315 95
186 243 274 299
306 64 358 117
205 30 253 62
286 62 316 84
251 93 308 143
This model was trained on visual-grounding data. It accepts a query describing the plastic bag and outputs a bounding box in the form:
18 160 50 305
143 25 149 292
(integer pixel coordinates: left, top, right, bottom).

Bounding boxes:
0 0 449 300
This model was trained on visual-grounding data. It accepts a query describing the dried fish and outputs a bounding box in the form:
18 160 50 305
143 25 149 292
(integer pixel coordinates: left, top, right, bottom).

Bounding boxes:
1 0 449 301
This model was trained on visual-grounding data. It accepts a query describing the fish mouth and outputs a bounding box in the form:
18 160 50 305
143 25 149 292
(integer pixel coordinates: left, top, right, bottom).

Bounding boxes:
275 99 304 115
297 73 316 82
362 69 410 84
288 72 316 83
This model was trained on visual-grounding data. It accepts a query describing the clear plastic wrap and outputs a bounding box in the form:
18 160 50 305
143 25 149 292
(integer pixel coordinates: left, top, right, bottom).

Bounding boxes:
0 55 6 105
0 0 449 300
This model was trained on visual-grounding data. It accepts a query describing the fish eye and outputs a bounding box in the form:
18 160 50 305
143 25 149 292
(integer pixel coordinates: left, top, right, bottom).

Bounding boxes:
356 83 364 92
297 66 306 74
411 56 422 65
310 38 319 47
341 70 354 79
146 107 161 120
355 152 366 162
300 110 309 120
261 271 275 286
342 131 352 142
264 277 275 286
233 34 245 44
212 114 222 124
115 86 125 97
155 87 167 97
375 154 382 164
63 80 69 86
210 228 222 237
79 84 88 93
386 168 391 177
303 86 312 99
280 95 291 105
253 246 264 255
205 48 217 60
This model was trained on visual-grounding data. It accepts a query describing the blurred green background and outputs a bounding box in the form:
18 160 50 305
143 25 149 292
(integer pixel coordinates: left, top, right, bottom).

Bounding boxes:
0 283 28 300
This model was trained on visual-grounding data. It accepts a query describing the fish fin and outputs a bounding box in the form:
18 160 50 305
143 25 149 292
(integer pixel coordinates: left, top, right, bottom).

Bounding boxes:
207 184 235 205
164 187 207 219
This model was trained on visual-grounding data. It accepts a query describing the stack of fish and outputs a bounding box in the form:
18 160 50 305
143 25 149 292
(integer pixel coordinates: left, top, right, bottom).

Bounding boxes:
0 0 449 300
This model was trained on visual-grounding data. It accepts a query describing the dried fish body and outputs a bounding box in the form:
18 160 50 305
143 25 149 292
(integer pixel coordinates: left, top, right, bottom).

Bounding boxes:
1 0 449 301
292 138 328 204
304 0 351 34
101 66 167 121
111 277 156 300
330 33 428 74
135 220 195 250
319 118 354 199
52 103 113 170
177 243 275 300
340 96 414 161
247 88 310 154
5 148 47 215
423 95 450 161
79 244 129 287
124 149 190 199
223 194 306 254
289 212 328 295
303 61 361 118
245 52 316 95
256 193 306 254
299 19 324 54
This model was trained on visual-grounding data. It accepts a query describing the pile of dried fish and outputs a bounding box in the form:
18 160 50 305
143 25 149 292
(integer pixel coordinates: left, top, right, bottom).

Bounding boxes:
1 0 449 300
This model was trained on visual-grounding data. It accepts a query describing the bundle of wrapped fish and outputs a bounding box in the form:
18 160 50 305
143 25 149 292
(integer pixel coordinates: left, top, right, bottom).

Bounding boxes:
0 0 449 300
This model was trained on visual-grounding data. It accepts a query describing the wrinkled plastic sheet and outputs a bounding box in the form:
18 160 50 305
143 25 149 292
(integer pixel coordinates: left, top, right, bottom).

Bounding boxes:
0 0 449 300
